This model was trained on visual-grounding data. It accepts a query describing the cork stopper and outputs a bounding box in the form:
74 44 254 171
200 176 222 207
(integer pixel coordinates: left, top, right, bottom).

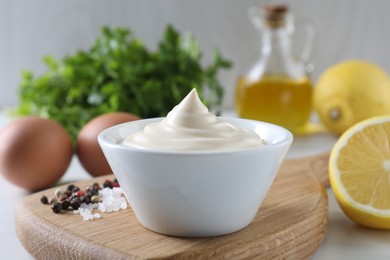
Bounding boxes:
264 4 288 28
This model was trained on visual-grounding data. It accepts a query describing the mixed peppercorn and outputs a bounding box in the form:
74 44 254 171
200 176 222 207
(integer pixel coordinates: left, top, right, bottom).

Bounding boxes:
40 179 119 213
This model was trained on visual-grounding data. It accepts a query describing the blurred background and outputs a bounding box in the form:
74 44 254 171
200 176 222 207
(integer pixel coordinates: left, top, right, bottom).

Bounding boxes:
1 0 390 110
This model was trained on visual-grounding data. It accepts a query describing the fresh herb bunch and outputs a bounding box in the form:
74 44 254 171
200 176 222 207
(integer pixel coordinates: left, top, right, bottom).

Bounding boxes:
15 25 231 143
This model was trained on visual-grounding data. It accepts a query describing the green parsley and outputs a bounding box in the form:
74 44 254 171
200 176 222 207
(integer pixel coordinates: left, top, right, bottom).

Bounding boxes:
14 25 232 143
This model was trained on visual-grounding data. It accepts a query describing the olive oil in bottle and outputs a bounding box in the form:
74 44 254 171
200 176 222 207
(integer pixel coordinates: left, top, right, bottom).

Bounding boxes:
235 4 315 132
235 75 313 131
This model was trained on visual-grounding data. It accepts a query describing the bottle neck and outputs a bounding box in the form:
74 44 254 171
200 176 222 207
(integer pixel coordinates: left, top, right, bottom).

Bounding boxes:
261 27 291 60
260 26 305 79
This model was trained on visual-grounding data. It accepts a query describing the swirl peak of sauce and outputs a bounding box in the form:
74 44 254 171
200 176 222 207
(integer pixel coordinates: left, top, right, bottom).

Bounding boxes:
122 89 265 151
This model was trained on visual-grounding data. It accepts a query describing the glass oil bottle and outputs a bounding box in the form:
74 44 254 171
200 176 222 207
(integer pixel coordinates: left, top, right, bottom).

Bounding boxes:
235 4 315 132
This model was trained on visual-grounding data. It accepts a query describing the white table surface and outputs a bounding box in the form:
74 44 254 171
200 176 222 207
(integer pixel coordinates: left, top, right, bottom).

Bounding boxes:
1 112 390 259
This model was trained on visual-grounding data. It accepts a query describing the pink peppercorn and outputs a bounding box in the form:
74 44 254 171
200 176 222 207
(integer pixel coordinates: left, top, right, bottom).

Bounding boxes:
74 191 85 197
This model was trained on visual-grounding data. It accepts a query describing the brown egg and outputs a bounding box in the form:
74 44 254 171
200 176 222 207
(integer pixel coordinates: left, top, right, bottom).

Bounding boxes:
0 116 73 191
77 112 140 177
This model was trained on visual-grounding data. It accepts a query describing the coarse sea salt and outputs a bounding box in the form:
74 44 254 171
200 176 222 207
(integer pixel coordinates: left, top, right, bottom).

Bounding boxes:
73 187 128 221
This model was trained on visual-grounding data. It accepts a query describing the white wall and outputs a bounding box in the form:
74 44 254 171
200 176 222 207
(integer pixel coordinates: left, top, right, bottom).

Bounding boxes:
1 0 390 109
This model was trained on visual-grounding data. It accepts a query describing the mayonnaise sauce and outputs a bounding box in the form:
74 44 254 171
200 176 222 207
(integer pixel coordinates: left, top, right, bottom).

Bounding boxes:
122 89 265 151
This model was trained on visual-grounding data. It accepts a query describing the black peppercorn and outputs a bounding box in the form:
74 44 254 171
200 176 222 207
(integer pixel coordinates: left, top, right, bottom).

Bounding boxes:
52 202 63 213
81 195 92 204
86 186 99 196
71 197 82 210
103 180 113 189
40 195 49 205
66 184 75 192
72 186 80 193
62 200 71 210
68 193 76 201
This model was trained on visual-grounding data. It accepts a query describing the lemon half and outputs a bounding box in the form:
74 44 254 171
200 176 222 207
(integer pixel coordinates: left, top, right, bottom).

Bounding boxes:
329 116 390 229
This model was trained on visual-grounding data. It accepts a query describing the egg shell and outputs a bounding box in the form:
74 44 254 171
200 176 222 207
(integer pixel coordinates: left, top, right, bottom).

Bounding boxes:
0 116 73 191
77 112 140 177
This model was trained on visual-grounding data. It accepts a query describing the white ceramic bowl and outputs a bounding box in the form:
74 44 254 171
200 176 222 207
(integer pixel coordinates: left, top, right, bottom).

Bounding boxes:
98 117 293 237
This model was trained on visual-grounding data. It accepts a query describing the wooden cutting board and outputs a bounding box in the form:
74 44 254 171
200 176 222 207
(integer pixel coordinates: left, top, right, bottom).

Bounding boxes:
15 153 329 259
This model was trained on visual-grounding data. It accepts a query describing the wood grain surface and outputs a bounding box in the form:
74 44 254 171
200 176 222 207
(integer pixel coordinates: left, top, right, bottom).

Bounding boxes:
299 152 329 187
15 153 329 259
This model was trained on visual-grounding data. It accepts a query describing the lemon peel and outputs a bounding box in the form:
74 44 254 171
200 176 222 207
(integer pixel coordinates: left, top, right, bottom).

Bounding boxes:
314 60 390 135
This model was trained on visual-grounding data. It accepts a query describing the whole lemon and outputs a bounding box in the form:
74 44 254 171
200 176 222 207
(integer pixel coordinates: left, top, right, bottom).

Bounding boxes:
314 60 390 135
